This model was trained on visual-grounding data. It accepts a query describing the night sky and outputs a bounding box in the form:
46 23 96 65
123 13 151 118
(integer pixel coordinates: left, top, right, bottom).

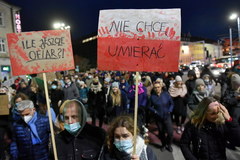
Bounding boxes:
6 0 240 40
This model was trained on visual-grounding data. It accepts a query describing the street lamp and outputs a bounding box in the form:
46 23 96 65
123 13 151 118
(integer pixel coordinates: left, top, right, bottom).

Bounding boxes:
53 22 70 30
229 13 240 44
229 27 233 67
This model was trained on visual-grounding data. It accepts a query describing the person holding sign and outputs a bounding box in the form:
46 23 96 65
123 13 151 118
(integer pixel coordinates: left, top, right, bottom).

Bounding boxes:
100 115 157 160
10 100 50 160
148 80 174 152
54 99 106 160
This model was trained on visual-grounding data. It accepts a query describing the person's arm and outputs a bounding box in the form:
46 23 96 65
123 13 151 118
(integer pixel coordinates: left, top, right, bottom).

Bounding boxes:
180 122 198 160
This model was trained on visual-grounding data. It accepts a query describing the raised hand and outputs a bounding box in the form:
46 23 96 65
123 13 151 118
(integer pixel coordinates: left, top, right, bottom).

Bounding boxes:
219 103 231 121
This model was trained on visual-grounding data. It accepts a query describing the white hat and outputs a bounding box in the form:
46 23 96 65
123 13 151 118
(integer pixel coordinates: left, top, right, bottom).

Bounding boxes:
175 75 182 82
111 82 119 88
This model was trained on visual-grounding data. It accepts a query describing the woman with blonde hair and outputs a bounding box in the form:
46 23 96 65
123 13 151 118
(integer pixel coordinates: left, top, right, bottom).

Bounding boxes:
100 115 157 160
180 97 240 160
106 82 128 122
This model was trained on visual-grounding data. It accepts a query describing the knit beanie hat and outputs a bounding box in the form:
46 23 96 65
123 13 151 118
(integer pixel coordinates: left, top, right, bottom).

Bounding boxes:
231 74 240 90
112 82 119 88
195 78 205 87
175 75 182 82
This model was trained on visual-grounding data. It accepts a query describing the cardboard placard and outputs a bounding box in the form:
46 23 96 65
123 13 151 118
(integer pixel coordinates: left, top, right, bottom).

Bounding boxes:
97 9 181 72
0 95 9 115
7 30 75 76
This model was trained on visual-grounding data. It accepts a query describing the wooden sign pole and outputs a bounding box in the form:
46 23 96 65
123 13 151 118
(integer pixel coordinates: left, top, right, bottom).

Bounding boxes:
133 71 139 155
43 73 58 160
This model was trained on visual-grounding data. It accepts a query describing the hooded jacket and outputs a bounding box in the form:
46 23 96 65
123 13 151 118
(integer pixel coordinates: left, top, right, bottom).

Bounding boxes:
54 100 106 160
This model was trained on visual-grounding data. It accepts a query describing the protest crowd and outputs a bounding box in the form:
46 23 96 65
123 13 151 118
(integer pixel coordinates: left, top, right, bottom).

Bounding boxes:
0 66 240 160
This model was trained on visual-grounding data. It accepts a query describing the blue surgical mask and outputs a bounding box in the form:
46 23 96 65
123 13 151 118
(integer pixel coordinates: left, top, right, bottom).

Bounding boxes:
114 139 133 154
204 79 209 83
51 85 57 89
64 122 81 135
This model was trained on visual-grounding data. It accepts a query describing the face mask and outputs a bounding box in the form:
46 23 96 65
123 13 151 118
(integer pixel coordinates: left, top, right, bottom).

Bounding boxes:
134 82 141 86
114 139 133 154
23 115 33 123
64 122 81 135
204 79 209 83
51 85 57 89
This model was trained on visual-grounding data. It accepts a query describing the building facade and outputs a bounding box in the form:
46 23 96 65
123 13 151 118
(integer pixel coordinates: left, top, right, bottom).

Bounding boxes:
0 0 20 81
179 41 223 65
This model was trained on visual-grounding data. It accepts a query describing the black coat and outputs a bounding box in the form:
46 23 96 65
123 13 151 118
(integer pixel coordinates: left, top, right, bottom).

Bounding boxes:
50 89 64 115
106 91 128 120
54 123 106 160
88 88 106 115
180 120 240 160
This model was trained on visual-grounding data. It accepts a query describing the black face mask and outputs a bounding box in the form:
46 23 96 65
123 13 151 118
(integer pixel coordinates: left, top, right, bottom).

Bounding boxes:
93 83 98 85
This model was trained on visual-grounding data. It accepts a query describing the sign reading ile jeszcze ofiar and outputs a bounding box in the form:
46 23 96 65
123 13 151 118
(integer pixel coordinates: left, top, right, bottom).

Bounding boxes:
97 9 181 72
7 30 75 76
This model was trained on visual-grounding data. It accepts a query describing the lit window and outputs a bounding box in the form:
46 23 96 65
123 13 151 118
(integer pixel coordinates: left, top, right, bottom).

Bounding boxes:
0 39 6 53
0 12 4 26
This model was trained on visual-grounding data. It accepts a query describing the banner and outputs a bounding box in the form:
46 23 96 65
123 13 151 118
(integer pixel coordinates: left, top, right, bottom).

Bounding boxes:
7 30 75 76
98 9 181 72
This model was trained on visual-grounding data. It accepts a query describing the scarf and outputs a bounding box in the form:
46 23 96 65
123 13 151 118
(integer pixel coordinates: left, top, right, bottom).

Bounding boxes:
90 83 102 94
135 136 148 160
64 82 71 88
129 83 145 94
28 112 42 145
168 84 187 97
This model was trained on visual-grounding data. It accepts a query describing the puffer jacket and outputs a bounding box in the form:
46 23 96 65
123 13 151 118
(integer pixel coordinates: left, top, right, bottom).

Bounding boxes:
180 120 240 160
10 113 50 160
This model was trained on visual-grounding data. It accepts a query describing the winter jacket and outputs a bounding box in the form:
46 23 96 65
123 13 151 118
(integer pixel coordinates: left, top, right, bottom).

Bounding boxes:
180 120 240 160
169 84 188 116
10 113 50 160
50 88 64 115
63 82 80 100
222 89 240 123
127 84 148 112
148 91 174 119
185 79 196 97
55 124 106 160
106 90 128 120
54 100 106 160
